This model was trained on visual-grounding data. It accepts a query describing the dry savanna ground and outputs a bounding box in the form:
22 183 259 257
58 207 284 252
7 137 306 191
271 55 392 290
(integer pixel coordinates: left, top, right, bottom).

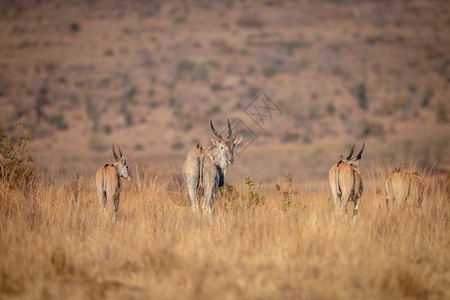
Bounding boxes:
0 165 449 299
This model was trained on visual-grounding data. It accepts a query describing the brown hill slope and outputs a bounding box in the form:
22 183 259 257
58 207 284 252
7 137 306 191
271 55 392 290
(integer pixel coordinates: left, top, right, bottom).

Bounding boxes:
0 0 449 181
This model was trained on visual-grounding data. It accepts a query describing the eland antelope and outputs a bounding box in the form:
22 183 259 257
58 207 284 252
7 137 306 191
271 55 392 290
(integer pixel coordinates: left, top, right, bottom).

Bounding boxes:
329 143 365 223
385 171 427 210
182 119 242 214
95 144 132 220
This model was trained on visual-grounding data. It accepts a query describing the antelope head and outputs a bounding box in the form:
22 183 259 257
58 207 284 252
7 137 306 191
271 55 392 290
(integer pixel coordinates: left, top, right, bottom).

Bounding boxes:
109 144 132 181
210 119 243 167
340 143 364 166
349 142 364 166
340 144 356 163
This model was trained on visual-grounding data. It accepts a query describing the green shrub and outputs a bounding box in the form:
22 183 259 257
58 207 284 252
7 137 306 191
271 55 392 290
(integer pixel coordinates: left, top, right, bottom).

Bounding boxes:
0 123 34 166
262 66 278 78
275 174 298 211
193 62 209 81
0 123 38 192
245 176 263 208
218 182 242 212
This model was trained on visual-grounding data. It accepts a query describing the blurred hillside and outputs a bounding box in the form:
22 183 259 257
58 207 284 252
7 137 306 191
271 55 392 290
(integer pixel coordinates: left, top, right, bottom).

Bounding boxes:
0 0 449 182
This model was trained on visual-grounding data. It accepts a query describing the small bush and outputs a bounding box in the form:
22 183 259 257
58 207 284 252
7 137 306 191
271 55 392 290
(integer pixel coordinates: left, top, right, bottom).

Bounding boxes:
85 98 97 120
237 15 264 28
123 87 137 103
308 105 320 120
103 124 112 135
104 49 114 56
359 119 385 138
436 102 448 123
49 114 68 130
275 173 298 211
280 131 299 144
408 83 417 93
422 88 434 107
169 97 177 107
70 22 79 33
121 107 133 127
208 105 221 115
177 60 194 73
0 123 34 166
210 83 223 92
262 66 278 78
193 62 209 81
354 83 368 110
218 183 242 212
245 176 263 208
171 141 184 150
0 123 38 192
173 16 186 24
326 102 335 116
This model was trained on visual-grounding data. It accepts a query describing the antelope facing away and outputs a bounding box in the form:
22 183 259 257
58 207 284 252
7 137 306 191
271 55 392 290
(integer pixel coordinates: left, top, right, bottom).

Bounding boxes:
182 119 243 214
385 170 427 210
95 144 132 220
329 143 365 223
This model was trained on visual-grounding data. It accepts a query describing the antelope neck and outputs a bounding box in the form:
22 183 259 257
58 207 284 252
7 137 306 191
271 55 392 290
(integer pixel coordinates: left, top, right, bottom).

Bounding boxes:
207 146 229 170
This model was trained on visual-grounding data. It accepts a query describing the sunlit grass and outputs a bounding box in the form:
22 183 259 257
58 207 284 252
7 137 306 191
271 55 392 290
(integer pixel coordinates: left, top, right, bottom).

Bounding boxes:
0 167 449 299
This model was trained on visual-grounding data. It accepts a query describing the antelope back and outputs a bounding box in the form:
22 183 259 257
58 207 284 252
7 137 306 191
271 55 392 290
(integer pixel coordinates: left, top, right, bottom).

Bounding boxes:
386 171 426 206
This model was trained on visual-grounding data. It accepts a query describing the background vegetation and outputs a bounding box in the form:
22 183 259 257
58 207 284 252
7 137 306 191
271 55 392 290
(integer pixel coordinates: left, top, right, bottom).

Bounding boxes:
0 0 448 181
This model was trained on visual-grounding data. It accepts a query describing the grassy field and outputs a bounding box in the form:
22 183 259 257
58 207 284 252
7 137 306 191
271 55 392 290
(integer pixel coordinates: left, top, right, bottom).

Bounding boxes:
1 165 449 299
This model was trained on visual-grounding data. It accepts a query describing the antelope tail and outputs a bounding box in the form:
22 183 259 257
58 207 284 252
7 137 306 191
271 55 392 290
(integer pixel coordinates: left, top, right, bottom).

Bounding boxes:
405 178 412 204
102 169 107 192
197 155 204 191
387 178 393 204
351 169 356 200
335 169 342 198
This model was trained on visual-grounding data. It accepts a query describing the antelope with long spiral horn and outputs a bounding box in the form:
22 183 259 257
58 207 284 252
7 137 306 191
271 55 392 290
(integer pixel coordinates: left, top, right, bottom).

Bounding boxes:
329 143 365 223
95 144 132 221
182 119 243 214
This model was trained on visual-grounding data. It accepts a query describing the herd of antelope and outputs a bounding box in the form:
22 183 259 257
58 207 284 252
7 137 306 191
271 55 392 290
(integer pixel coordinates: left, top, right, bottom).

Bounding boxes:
0 124 428 222
89 119 431 222
0 119 431 221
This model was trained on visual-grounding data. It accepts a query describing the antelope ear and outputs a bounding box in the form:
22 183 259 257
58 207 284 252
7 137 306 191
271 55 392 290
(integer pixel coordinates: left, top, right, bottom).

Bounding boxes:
234 136 243 146
211 138 220 147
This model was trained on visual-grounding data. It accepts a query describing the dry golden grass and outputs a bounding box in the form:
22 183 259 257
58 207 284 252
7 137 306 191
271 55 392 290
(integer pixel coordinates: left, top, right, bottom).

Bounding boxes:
0 167 449 300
